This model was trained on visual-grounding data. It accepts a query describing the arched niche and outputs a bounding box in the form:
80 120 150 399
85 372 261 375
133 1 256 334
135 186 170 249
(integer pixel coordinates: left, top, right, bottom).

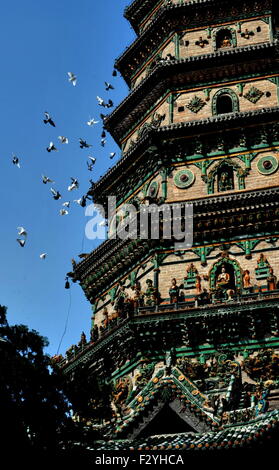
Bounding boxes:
209 257 243 291
206 159 247 194
213 27 237 50
212 88 239 116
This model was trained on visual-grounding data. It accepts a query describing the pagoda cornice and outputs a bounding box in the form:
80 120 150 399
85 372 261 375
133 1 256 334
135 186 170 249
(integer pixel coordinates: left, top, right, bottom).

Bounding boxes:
107 41 277 143
116 0 272 85
92 106 279 201
124 0 162 34
59 293 279 374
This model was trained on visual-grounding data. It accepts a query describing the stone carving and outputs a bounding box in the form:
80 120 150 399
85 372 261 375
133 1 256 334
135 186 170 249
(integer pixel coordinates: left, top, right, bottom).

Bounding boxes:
186 95 206 114
243 270 252 289
195 36 209 48
244 86 264 104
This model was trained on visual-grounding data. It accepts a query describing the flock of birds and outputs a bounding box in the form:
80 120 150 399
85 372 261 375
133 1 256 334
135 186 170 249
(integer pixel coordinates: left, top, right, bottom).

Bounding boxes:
14 70 118 258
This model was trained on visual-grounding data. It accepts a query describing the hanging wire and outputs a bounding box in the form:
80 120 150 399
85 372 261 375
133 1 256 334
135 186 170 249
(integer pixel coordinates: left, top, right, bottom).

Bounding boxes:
56 287 72 355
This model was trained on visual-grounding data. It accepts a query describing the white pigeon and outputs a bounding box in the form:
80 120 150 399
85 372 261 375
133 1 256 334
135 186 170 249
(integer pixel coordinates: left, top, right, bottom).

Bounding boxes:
47 142 57 153
17 239 26 247
17 226 27 237
88 156 96 164
60 209 68 216
42 175 54 184
101 138 106 147
62 201 70 208
40 253 47 259
12 155 20 168
58 136 69 144
68 72 77 86
87 118 99 126
109 152 116 159
97 96 105 106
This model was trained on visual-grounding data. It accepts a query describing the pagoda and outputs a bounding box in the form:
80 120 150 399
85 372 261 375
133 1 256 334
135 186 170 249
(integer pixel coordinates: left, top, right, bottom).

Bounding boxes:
56 0 279 454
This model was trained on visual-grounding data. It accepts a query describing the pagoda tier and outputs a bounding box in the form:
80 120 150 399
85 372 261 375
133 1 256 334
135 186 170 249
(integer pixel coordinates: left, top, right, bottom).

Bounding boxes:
116 0 273 86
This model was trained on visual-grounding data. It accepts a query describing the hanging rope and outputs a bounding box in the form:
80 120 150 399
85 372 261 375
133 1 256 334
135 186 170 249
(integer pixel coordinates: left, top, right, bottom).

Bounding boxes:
56 287 72 355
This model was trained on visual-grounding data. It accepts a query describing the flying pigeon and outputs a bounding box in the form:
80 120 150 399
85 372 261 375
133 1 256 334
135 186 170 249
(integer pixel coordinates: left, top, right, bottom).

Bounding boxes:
101 130 106 138
100 113 106 122
50 188 62 200
88 156 96 164
12 155 20 168
79 138 92 149
87 161 94 171
62 201 70 208
17 239 26 247
17 226 27 237
42 174 54 184
47 142 57 153
112 69 117 77
105 81 114 91
109 152 116 159
74 196 87 207
87 118 99 126
43 112 55 127
101 138 106 147
68 177 79 191
68 72 77 86
60 209 68 216
97 96 113 108
58 136 69 144
40 253 47 259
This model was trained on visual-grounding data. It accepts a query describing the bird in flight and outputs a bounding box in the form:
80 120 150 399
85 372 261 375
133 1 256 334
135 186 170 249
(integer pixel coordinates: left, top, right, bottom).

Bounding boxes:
17 239 26 247
101 138 106 147
105 81 114 91
97 96 114 108
58 136 69 144
60 208 68 216
62 201 70 208
74 196 87 207
47 142 58 153
12 155 20 168
87 118 99 126
40 253 47 259
109 152 116 159
50 188 62 200
43 112 56 127
17 226 27 237
42 174 54 184
68 177 79 191
68 72 77 86
79 138 92 149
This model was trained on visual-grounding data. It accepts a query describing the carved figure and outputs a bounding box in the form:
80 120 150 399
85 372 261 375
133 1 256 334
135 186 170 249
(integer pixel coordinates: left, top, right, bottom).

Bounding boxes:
195 275 202 294
220 36 232 48
216 266 230 289
267 268 277 291
243 270 252 289
144 279 158 306
169 278 180 303
218 170 233 192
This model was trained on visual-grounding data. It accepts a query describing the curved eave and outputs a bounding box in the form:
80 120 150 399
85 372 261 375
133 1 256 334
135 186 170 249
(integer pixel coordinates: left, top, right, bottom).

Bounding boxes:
92 105 279 201
116 0 271 85
124 0 162 34
73 186 279 280
107 41 277 143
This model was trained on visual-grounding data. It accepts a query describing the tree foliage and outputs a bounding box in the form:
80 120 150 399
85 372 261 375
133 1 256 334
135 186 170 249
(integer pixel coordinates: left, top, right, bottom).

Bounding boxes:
0 306 70 458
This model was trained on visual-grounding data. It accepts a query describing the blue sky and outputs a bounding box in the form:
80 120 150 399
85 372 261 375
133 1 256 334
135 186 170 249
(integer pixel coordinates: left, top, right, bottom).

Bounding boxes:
0 0 134 356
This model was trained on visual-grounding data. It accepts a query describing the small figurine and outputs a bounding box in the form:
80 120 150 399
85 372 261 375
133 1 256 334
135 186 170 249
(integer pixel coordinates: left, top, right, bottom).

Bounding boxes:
195 36 209 48
216 266 230 289
169 278 180 303
195 275 202 294
220 36 232 48
144 279 158 306
218 171 234 192
243 270 252 289
267 268 277 291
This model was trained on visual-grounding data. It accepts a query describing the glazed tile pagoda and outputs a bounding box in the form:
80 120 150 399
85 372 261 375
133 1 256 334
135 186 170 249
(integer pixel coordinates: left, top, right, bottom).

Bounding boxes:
56 0 279 453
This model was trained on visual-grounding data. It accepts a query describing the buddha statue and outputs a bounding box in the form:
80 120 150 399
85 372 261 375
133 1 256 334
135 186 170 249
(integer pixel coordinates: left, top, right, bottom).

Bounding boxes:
216 266 230 289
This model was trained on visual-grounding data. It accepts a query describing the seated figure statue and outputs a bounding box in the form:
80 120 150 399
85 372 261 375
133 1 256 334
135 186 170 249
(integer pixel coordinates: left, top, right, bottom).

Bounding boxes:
216 266 230 289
